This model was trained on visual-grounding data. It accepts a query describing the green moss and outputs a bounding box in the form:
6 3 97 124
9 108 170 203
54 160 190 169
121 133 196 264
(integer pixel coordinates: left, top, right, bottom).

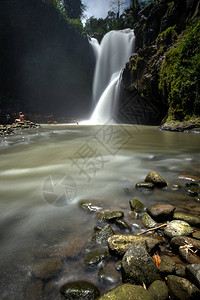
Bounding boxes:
156 26 177 45
159 20 200 120
131 56 143 72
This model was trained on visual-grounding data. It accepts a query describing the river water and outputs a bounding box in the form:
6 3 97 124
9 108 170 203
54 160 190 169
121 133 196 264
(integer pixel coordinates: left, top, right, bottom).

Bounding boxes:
0 124 200 299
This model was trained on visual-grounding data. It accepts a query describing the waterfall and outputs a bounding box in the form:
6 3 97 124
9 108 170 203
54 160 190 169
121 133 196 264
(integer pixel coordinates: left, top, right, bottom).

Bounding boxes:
84 29 135 125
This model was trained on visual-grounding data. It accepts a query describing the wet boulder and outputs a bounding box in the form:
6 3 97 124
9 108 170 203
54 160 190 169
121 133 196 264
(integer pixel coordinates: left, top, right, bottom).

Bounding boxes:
84 247 111 269
92 224 115 245
167 275 200 300
145 171 167 187
107 234 160 257
97 283 152 300
129 199 145 212
96 210 124 223
148 280 169 300
164 220 193 239
60 281 100 300
173 212 200 228
121 244 160 286
114 219 132 231
147 203 175 222
142 212 157 228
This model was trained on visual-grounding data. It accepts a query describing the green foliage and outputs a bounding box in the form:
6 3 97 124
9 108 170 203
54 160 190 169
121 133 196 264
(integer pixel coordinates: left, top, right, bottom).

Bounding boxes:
159 20 200 120
156 26 177 45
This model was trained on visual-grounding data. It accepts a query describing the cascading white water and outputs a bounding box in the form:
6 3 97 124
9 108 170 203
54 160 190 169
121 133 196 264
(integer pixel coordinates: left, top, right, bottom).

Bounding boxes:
85 29 135 125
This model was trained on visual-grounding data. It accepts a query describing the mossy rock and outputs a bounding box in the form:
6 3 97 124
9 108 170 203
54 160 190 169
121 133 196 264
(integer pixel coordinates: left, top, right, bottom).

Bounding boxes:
97 283 152 300
92 224 115 245
145 171 167 187
84 248 111 268
135 182 154 189
96 210 124 223
129 199 145 212
142 212 157 228
164 220 193 238
173 212 200 227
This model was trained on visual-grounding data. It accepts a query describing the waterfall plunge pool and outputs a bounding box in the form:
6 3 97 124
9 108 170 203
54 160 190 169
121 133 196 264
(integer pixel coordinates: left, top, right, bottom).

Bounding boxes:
0 124 200 298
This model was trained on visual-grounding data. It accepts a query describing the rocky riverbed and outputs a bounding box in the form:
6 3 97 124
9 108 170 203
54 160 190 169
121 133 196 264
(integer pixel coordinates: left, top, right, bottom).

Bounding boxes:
0 120 40 136
23 171 200 300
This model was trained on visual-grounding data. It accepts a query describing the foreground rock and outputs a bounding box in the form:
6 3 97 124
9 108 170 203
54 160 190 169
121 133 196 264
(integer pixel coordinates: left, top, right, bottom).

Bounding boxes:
186 264 200 289
142 212 157 228
158 255 176 275
129 199 145 212
60 281 100 300
147 203 175 222
164 220 193 239
92 224 115 245
97 283 152 300
107 234 160 257
148 280 168 300
145 171 167 187
167 275 200 300
173 212 200 228
121 244 160 286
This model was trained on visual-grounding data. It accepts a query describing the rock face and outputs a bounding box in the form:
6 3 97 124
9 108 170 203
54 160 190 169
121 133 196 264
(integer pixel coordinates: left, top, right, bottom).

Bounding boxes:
97 283 152 300
117 0 200 125
167 275 200 300
121 244 160 287
60 281 100 300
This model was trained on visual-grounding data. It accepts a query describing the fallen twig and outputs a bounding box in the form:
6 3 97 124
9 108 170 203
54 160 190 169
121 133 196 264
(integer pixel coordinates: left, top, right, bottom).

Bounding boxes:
137 223 167 236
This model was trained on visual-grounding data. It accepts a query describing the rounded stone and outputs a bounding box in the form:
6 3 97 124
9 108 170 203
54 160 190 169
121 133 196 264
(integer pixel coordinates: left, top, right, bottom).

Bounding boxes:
173 212 200 227
186 264 200 289
148 280 169 300
145 171 167 187
97 283 152 300
129 199 145 212
167 275 200 300
147 203 175 222
121 244 160 287
142 212 157 228
164 220 193 239
158 255 176 275
114 219 132 231
60 281 100 300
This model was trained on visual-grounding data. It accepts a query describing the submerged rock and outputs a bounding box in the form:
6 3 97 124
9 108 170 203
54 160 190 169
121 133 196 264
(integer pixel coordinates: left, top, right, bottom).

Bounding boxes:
148 280 168 300
92 224 115 245
121 244 160 286
164 220 193 239
107 234 160 257
129 199 145 212
24 279 43 300
142 212 157 228
84 248 111 268
167 275 200 300
97 283 152 300
97 262 121 285
173 212 200 227
32 258 62 279
147 203 175 222
135 182 154 189
145 171 167 187
79 199 109 213
60 281 100 300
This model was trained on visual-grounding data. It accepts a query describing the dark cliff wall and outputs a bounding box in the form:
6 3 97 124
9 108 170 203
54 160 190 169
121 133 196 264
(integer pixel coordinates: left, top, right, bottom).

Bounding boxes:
0 0 94 119
117 0 200 125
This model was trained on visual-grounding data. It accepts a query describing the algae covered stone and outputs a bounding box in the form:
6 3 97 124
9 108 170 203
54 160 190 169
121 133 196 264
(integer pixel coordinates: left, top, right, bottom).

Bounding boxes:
121 244 160 286
60 280 100 300
129 199 145 212
84 247 111 268
145 171 167 187
97 283 152 300
164 220 193 239
142 212 157 228
173 212 200 227
135 182 154 189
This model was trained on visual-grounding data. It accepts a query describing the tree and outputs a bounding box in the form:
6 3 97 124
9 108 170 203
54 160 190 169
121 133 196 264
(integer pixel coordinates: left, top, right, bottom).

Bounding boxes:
109 0 127 19
63 0 85 19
